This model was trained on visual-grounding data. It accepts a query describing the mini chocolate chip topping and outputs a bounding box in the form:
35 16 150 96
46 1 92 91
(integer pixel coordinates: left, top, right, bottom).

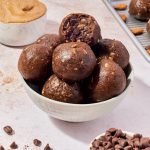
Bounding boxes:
44 144 53 150
10 142 18 149
3 126 14 135
33 139 42 147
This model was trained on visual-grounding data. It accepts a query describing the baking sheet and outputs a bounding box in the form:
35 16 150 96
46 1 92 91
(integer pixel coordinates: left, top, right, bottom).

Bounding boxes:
103 0 150 63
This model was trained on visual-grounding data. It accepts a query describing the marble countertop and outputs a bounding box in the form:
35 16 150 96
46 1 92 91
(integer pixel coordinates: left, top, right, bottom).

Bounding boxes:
0 0 150 149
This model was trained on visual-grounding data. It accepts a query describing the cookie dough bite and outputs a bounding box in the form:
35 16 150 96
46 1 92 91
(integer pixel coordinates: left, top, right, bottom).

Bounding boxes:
18 44 52 82
42 75 83 104
94 39 129 69
147 19 150 33
87 59 126 102
52 42 96 81
129 0 150 21
36 34 62 54
59 13 102 46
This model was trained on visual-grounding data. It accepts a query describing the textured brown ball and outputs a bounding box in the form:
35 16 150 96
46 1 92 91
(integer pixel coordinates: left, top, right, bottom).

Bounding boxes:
87 59 127 102
147 19 150 33
36 34 62 53
52 42 96 81
42 75 83 104
129 0 150 21
18 44 52 82
59 13 102 46
94 39 129 69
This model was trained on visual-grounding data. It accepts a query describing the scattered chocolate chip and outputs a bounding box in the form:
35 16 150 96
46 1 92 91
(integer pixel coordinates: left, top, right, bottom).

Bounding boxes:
33 139 42 147
44 144 53 150
10 142 18 149
3 126 14 135
0 145 5 150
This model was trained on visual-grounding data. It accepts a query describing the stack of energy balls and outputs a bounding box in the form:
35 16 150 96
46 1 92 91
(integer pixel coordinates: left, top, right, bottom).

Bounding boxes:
18 13 130 104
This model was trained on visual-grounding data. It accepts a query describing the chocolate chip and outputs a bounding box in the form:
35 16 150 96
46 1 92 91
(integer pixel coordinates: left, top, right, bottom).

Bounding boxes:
10 142 18 149
33 139 42 147
98 147 105 150
92 139 101 148
114 129 123 138
133 134 142 139
0 145 5 150
140 138 150 148
115 144 122 149
44 144 53 150
106 128 117 136
112 137 119 145
104 142 112 149
119 139 128 147
3 126 14 135
124 145 133 150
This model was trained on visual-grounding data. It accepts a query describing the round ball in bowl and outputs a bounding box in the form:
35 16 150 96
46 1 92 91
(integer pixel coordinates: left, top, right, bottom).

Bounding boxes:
59 13 102 46
21 63 133 122
42 74 83 104
35 34 62 53
93 39 129 69
87 59 127 103
52 42 96 81
18 44 52 83
129 0 150 21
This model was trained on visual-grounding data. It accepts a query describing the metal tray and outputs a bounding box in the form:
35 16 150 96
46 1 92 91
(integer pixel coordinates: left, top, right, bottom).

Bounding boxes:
103 0 150 63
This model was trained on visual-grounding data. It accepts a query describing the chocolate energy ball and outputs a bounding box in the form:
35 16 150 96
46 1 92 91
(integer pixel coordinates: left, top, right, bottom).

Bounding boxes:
147 19 150 33
59 13 102 46
52 42 96 81
42 74 83 104
36 34 62 54
18 44 52 82
87 59 126 102
93 39 129 69
129 0 150 21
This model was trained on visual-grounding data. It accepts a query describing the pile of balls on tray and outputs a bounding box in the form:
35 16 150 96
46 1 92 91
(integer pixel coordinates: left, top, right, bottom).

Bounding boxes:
18 13 130 104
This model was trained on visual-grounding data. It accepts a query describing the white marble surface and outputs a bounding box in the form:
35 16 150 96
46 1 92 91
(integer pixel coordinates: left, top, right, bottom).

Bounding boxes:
0 0 150 149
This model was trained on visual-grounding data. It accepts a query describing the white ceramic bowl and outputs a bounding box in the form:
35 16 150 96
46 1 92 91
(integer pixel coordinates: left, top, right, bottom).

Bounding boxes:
0 14 46 46
89 131 134 149
22 63 133 122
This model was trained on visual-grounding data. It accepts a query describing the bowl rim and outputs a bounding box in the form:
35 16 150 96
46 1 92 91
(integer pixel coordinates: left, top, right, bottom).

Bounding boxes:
22 63 134 108
89 131 134 148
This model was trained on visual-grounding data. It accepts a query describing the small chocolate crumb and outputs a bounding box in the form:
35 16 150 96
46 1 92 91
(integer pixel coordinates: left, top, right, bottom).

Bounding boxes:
23 145 29 150
10 142 18 149
44 144 53 150
3 126 14 135
33 139 42 147
0 145 5 150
